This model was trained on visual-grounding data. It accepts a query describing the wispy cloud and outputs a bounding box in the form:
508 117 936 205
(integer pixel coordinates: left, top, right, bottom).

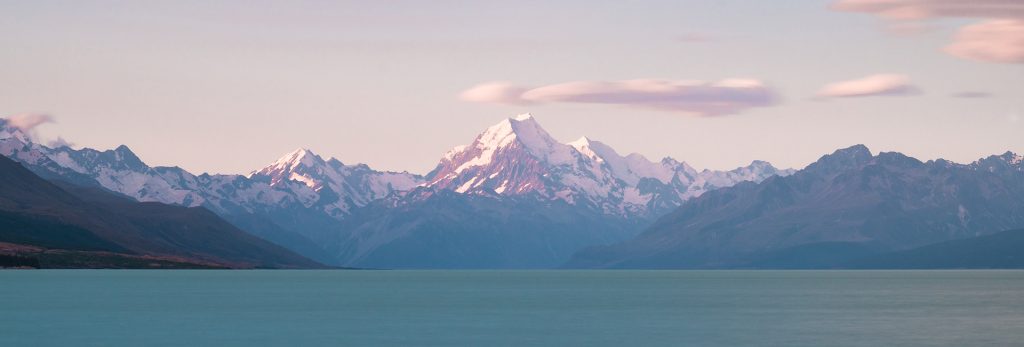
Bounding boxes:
7 113 54 132
832 0 1024 64
816 74 920 98
460 79 778 117
458 82 534 105
832 0 1024 20
945 20 1024 63
47 136 74 148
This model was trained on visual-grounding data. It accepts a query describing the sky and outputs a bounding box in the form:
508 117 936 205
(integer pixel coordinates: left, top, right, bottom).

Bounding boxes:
1 0 1021 175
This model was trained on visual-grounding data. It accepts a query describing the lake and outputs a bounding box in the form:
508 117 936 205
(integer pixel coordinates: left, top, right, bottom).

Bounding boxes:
2 270 1022 346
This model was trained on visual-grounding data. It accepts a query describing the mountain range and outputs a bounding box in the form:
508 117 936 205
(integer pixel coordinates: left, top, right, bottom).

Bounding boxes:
0 114 789 268
5 114 1021 269
566 145 1024 268
0 154 320 269
324 114 792 268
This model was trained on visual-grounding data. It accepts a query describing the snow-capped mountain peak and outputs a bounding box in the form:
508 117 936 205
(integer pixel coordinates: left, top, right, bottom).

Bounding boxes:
426 114 791 216
568 136 601 160
1 116 425 225
0 119 31 144
1 112 791 225
483 113 574 164
512 113 535 121
439 114 577 179
569 135 679 185
970 151 1024 173
272 148 321 168
252 148 329 186
250 147 424 214
428 115 597 197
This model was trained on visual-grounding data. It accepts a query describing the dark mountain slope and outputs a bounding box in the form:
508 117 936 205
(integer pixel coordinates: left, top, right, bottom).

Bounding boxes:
0 155 322 269
742 241 887 269
328 189 645 269
566 146 1024 268
846 229 1024 269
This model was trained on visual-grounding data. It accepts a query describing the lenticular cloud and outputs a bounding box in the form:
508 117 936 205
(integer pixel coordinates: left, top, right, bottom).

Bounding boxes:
816 74 920 98
945 20 1024 64
832 0 1024 64
458 82 534 105
460 79 778 117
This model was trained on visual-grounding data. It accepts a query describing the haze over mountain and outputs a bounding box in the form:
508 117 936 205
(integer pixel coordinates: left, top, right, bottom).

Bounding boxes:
567 145 1024 269
1 115 789 268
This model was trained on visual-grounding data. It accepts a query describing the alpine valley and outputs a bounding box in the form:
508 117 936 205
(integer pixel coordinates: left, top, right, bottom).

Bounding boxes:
2 114 1022 269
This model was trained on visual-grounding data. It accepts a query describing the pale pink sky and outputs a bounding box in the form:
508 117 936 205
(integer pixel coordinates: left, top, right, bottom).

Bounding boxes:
1 0 1021 174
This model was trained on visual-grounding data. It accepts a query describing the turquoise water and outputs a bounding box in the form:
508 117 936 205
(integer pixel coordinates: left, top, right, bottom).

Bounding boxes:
2 270 1023 346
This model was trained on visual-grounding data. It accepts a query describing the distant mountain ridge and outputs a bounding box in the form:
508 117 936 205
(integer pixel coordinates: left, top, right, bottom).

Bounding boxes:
4 115 1020 269
252 148 424 218
0 119 424 218
424 114 792 218
318 114 794 268
1 115 791 268
567 145 1024 269
0 118 422 262
0 155 321 268
845 228 1024 269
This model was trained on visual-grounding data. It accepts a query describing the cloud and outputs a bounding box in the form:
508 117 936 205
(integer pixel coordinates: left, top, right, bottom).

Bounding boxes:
460 79 778 116
944 20 1024 63
951 91 993 98
7 113 54 132
458 82 534 105
832 0 1024 20
47 137 74 148
832 0 1024 64
816 74 920 98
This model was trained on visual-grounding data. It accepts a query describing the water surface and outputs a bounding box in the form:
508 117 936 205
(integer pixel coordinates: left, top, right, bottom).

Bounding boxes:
2 270 1022 346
